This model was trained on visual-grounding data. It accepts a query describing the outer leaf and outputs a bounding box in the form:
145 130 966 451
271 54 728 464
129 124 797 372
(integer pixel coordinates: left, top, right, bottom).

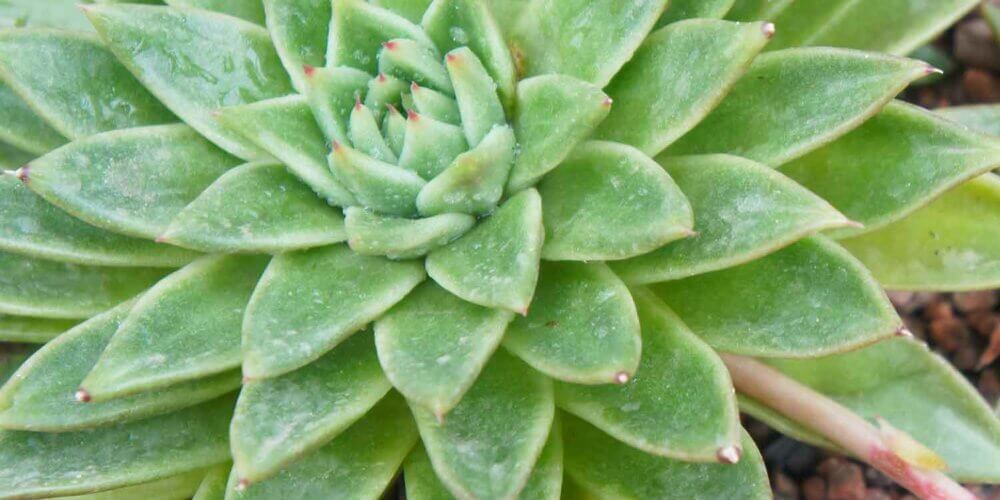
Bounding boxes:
538 141 693 261
0 395 234 499
564 417 770 500
444 47 505 147
81 255 268 400
725 0 794 20
302 65 370 144
231 332 392 483
662 47 929 166
555 290 740 461
0 0 95 30
0 314 76 343
54 469 208 500
0 250 166 320
839 175 1000 291
0 140 31 170
402 444 457 500
657 0 735 26
765 338 1000 483
22 124 241 239
510 0 669 87
164 0 265 24
262 0 329 92
595 19 770 156
243 244 424 378
613 155 851 284
0 345 35 386
937 104 1000 136
328 141 426 217
651 237 901 357
425 188 543 313
326 0 434 74
86 4 293 160
0 29 174 139
371 0 433 23
193 464 230 500
345 208 475 259
411 350 554 500
375 281 514 416
503 262 641 385
780 101 1000 236
0 82 65 155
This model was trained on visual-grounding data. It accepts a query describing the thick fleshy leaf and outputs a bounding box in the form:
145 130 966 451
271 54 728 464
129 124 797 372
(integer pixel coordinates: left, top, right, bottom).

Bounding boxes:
348 102 397 162
657 0 735 26
937 104 1000 136
556 290 740 460
765 338 1000 482
416 124 515 216
0 395 234 499
262 0 329 92
651 237 901 357
328 141 426 217
503 262 641 385
662 47 929 166
0 301 240 432
538 141 692 261
56 469 209 500
226 392 417 500
302 65 370 145
725 0 794 20
86 3 293 160
0 345 35 386
0 314 76 343
0 29 174 139
379 38 453 96
402 444 456 500
22 124 241 239
510 0 668 87
0 176 197 267
425 188 543 313
326 0 434 74
375 281 514 416
595 19 770 156
371 0 433 23
398 109 468 180
0 0 95 30
445 47 505 147
345 207 475 259
231 332 392 483
242 244 424 378
0 82 65 155
0 250 166 320
411 350 554 500
839 175 1000 291
781 101 1000 236
193 464 230 500
164 0 265 24
613 154 851 284
564 417 770 500
408 82 459 124
505 75 610 192
81 255 268 400
0 140 31 170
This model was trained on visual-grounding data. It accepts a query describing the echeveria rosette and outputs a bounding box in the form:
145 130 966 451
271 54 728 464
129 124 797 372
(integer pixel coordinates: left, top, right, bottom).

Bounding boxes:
0 0 998 499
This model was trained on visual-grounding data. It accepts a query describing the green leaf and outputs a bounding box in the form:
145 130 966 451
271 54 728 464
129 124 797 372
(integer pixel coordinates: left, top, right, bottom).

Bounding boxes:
0 29 175 139
0 301 240 432
326 0 434 74
164 0 265 24
510 0 668 87
555 290 740 461
564 417 770 500
402 443 456 500
0 250 167 320
23 124 241 240
595 19 770 156
426 188 543 313
0 345 36 386
345 207 474 259
0 176 198 267
227 392 417 499
193 464 230 500
445 47 506 147
54 469 210 500
262 0 329 92
409 82 460 124
839 175 1000 291
937 104 1000 136
328 141 426 217
657 0 735 26
505 75 610 192
348 101 397 162
374 281 514 416
765 337 1000 483
0 314 76 343
231 332 391 483
242 244 424 378
215 96 357 206
538 141 693 261
662 47 929 166
725 0 794 20
86 3 293 160
411 350 554 500
503 262 641 385
0 394 234 499
0 81 65 155
81 255 268 400
613 154 851 284
780 101 1000 236
370 0 433 23
302 65 370 145
651 237 901 357
0 0 95 30
379 38 453 96
416 125 515 216
398 109 468 180
0 140 32 170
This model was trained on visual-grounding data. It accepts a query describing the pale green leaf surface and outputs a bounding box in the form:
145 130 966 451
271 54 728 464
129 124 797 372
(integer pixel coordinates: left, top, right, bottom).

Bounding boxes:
403 444 456 500
416 124 514 216
326 0 434 74
399 109 469 180
445 47 505 147
408 83 459 124
262 0 330 92
51 469 209 500
164 0 265 24
0 345 35 387
761 0 856 53
936 104 1000 136
0 81 65 155
379 38 453 96
0 140 31 170
345 208 475 259
725 0 794 20
0 314 76 343
328 141 426 217
656 0 735 26
303 65 370 145
193 464 230 500
0 0 95 30
371 0 433 23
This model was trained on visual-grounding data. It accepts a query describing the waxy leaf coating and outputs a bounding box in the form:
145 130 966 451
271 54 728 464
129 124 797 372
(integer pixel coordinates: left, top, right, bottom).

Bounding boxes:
345 208 475 260
0 314 76 343
0 82 65 155
262 0 330 92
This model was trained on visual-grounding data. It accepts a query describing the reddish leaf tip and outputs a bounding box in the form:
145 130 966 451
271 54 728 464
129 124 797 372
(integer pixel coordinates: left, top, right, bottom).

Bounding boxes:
407 109 420 121
411 81 421 92
717 445 742 464
354 96 363 111
377 73 387 82
386 103 401 115
761 22 776 39
445 53 458 64
14 165 29 183
236 479 250 492
302 64 315 77
614 371 630 384
383 40 397 51
331 140 343 151
602 96 613 107
895 326 914 338
74 388 91 403
924 66 943 76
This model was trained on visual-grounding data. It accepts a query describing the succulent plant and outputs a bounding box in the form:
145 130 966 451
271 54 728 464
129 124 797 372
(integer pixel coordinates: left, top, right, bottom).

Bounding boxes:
0 0 998 498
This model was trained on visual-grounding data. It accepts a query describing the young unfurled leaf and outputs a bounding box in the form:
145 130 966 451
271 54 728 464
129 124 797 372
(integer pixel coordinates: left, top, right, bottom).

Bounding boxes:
936 104 1000 136
538 141 693 261
326 0 434 73
425 188 544 313
379 38 453 95
383 104 407 156
398 110 468 180
164 0 265 24
656 0 735 26
328 142 426 217
613 155 851 284
231 332 392 484
0 29 175 139
345 208 475 259
242 244 424 378
839 175 1000 291
596 19 770 156
226 392 417 499
302 65 370 145
444 47 506 147
0 250 167 320
0 82 65 155
23 124 242 239
348 102 397 162
86 3 293 160
81 255 268 400
58 469 211 500
0 314 76 343
411 350 554 500
651 237 901 357
663 47 928 165
409 82 460 124
504 262 641 385
556 290 740 461
262 0 330 92
416 125 515 216
370 0 433 23
375 281 514 416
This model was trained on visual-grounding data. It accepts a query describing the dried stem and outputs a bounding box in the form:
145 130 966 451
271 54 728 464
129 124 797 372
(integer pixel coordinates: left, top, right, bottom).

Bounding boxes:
721 353 976 500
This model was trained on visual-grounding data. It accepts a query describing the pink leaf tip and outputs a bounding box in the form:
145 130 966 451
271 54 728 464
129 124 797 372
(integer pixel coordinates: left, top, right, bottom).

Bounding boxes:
407 109 419 121
383 40 397 51
236 479 250 492
75 388 92 403
614 371 630 384
761 22 776 39
303 65 315 77
717 445 742 464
